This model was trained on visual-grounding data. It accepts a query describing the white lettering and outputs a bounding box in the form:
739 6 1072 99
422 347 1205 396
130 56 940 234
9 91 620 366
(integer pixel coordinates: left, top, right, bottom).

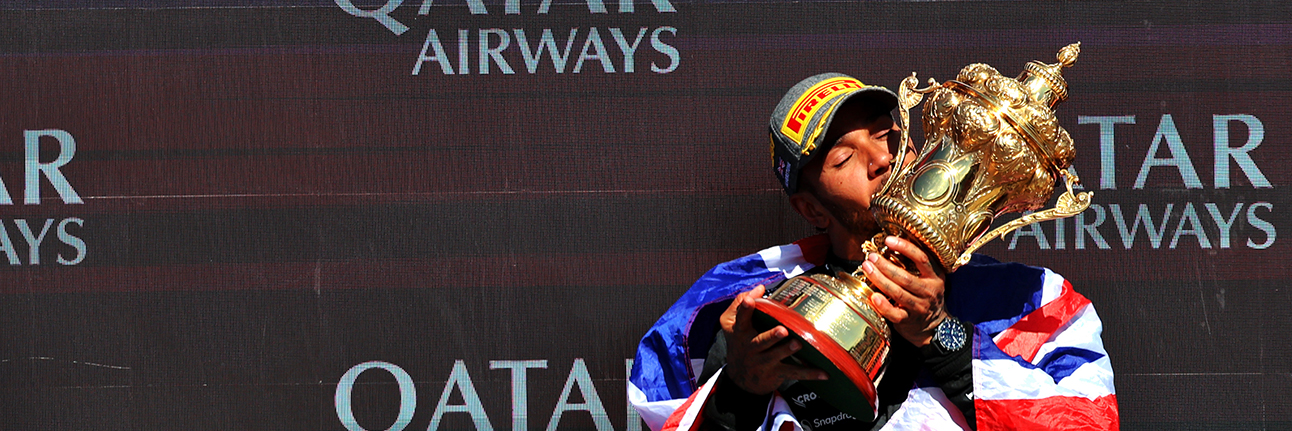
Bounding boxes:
335 361 417 431
0 166 10 205
1169 202 1211 249
410 27 677 76
1078 115 1135 190
1110 203 1173 249
478 28 515 74
1134 114 1202 189
650 26 679 73
413 29 455 75
1053 216 1066 249
546 359 613 431
458 29 471 74
1246 202 1276 249
1075 204 1112 250
24 129 82 204
790 392 817 407
1032 201 1275 251
429 360 494 431
584 0 609 13
1213 114 1271 189
609 28 647 73
0 222 18 265
812 412 854 427
490 360 547 431
56 217 85 265
1203 203 1244 249
419 0 488 15
573 28 614 73
616 0 676 12
336 0 409 35
14 219 53 265
514 28 578 73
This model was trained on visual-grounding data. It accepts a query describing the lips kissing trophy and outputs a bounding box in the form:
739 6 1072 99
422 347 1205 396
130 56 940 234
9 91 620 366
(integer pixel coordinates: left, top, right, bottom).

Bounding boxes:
751 43 1093 420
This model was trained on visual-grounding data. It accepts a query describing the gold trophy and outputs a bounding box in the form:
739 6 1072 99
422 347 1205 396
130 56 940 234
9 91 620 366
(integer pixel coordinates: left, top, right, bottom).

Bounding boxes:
751 43 1093 420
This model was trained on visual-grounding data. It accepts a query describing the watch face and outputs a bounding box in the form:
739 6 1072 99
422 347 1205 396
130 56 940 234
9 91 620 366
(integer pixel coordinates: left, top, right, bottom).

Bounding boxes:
936 317 967 352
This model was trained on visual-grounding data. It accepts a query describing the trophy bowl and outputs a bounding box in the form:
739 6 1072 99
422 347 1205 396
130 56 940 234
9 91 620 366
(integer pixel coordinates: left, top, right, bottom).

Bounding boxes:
751 271 890 421
752 43 1094 420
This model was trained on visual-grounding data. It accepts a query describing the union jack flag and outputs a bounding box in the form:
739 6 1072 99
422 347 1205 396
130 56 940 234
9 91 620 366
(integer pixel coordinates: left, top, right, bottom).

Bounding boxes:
628 234 1118 431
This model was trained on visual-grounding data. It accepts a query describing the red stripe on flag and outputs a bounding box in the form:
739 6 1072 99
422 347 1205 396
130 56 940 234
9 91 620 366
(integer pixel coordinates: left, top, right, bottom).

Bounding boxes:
993 281 1092 362
793 234 830 267
976 395 1119 431
661 388 708 431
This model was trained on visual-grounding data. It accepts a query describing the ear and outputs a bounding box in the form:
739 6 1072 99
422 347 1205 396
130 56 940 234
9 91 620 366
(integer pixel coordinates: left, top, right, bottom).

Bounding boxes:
789 192 832 230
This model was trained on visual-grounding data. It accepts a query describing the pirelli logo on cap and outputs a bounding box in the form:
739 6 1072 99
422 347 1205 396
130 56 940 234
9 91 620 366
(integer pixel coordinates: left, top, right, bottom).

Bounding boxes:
780 77 866 146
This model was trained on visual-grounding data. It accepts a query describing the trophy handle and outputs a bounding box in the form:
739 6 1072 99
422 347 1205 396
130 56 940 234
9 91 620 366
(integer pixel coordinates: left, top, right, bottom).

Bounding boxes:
880 73 940 198
953 170 1094 269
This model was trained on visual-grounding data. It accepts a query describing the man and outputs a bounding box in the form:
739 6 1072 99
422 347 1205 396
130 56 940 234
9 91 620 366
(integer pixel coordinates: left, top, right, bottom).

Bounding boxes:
629 74 1118 430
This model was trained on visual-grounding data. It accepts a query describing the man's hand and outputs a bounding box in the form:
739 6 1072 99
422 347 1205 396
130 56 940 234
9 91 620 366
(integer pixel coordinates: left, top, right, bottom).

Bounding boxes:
860 236 947 347
720 285 829 395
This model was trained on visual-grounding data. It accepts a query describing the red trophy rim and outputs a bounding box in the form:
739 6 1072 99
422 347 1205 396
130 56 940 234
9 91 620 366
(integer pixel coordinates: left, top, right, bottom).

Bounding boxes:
751 297 879 408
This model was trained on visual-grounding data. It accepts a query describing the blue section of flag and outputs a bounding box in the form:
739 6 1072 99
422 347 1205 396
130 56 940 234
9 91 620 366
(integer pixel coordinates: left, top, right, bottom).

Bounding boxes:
945 255 1047 335
974 327 1105 383
630 250 790 402
1037 347 1106 382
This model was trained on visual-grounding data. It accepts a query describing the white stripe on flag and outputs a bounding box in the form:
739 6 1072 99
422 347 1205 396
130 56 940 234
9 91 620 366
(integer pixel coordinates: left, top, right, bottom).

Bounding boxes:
629 381 686 431
1031 304 1110 364
670 370 724 431
1039 268 1067 306
973 355 1115 401
765 394 803 431
757 243 812 278
878 386 969 431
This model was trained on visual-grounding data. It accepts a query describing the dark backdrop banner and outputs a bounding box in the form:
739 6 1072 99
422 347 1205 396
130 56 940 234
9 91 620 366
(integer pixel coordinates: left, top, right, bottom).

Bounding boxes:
0 1 1288 430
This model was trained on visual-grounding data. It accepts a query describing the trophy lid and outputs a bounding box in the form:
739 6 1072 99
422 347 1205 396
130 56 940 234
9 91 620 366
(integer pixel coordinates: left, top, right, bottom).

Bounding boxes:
1019 43 1080 108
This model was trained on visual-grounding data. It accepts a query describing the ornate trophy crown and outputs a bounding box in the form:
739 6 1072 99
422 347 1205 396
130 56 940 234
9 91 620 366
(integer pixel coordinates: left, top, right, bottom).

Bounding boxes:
875 42 1093 271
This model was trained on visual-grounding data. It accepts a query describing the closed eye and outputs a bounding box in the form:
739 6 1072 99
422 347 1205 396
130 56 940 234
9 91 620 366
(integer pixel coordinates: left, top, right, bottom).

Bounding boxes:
833 154 852 168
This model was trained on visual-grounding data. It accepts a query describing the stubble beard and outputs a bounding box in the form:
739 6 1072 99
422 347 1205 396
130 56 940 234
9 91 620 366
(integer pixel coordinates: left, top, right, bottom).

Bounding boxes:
815 192 881 239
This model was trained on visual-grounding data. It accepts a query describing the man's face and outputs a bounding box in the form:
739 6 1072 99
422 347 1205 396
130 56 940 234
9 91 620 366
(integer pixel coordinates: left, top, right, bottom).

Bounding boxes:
796 105 902 236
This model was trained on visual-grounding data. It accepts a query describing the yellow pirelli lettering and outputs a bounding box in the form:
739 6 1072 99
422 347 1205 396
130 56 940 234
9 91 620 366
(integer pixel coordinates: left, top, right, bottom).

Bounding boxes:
779 77 866 145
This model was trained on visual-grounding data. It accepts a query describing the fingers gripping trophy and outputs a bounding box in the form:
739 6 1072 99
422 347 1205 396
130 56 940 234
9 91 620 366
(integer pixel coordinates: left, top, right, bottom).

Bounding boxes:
751 43 1093 420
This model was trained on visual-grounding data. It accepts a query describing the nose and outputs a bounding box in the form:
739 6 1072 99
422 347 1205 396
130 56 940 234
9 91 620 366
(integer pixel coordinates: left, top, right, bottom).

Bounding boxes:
868 143 894 179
